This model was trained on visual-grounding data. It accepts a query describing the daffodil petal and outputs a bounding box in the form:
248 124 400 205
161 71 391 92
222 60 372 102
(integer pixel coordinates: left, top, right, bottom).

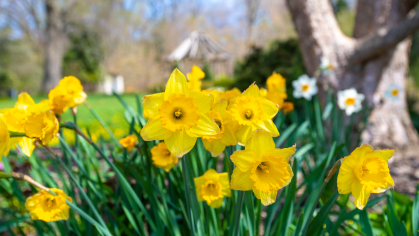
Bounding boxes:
245 129 275 156
368 149 395 162
143 93 164 120
164 69 188 100
260 98 279 119
185 111 220 137
15 92 35 110
194 176 206 202
351 144 373 162
0 120 10 159
213 99 228 116
203 139 226 157
220 127 237 146
253 188 261 199
230 150 257 172
337 166 356 194
189 91 214 113
254 118 279 137
140 117 172 141
208 198 224 208
165 130 197 157
19 137 36 157
242 84 260 98
235 125 254 145
351 180 371 210
218 173 231 197
230 168 253 191
263 145 296 162
260 190 278 206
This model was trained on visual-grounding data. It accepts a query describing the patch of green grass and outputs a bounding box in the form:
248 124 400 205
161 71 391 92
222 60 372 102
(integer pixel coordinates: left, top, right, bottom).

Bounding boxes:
0 93 141 128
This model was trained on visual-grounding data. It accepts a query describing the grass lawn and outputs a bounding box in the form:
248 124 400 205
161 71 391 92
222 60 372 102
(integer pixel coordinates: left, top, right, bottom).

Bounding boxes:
0 93 142 129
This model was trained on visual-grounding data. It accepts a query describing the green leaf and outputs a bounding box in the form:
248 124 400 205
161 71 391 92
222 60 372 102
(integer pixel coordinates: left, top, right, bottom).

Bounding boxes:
412 183 419 236
307 190 339 234
359 210 374 236
387 191 408 236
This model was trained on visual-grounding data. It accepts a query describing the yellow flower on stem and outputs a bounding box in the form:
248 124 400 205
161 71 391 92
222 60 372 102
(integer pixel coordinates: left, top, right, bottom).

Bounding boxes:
0 120 10 160
220 88 241 104
151 142 178 172
0 93 37 157
187 65 205 92
230 130 296 206
282 102 294 114
229 84 279 145
25 188 72 222
202 99 238 157
266 72 286 93
48 76 87 114
337 144 395 210
194 169 231 208
141 69 220 157
119 135 137 152
24 102 59 145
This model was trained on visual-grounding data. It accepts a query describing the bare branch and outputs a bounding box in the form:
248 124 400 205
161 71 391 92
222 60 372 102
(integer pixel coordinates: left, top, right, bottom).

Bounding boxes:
350 11 419 63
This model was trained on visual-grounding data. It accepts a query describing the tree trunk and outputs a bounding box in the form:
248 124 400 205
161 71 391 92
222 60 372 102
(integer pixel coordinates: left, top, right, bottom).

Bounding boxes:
286 0 419 194
42 0 66 93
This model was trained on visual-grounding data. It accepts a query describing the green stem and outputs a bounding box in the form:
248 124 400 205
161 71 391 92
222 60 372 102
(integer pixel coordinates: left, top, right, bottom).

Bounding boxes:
232 191 245 236
9 131 27 138
181 156 195 234
0 171 12 179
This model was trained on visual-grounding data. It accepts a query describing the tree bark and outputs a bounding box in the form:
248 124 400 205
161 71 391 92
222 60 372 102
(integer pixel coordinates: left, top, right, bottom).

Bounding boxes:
286 0 419 194
41 0 66 93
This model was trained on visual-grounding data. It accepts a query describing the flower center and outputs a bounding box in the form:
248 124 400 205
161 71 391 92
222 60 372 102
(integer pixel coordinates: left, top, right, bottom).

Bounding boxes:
199 180 223 204
353 156 390 192
391 89 399 96
159 94 200 132
46 197 56 208
245 109 253 119
258 163 269 173
345 98 355 106
302 84 309 92
174 109 182 119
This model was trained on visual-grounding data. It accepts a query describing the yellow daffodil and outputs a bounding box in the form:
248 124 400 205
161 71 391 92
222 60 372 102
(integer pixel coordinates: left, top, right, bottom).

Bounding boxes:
194 169 231 208
24 102 59 145
25 188 72 222
187 66 205 92
119 135 137 152
220 88 241 104
202 89 221 107
228 84 279 145
151 142 178 172
265 90 287 110
282 102 294 114
48 76 87 114
230 130 296 206
141 69 219 157
266 72 286 93
0 93 37 156
0 120 10 160
202 99 238 157
337 144 395 210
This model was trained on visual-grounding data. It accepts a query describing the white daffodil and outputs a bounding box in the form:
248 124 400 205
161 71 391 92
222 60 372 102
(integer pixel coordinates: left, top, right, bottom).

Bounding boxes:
384 84 402 101
337 88 365 116
292 74 318 100
319 57 334 76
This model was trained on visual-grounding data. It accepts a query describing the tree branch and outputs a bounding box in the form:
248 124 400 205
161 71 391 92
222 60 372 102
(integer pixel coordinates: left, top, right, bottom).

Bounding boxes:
350 11 419 63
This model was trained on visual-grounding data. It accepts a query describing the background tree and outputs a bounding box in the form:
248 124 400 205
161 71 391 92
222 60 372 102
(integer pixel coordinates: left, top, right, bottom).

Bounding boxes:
286 0 419 153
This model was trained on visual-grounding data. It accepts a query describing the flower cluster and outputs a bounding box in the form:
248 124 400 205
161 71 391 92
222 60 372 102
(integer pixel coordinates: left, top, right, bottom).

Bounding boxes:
0 76 86 222
141 68 281 159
